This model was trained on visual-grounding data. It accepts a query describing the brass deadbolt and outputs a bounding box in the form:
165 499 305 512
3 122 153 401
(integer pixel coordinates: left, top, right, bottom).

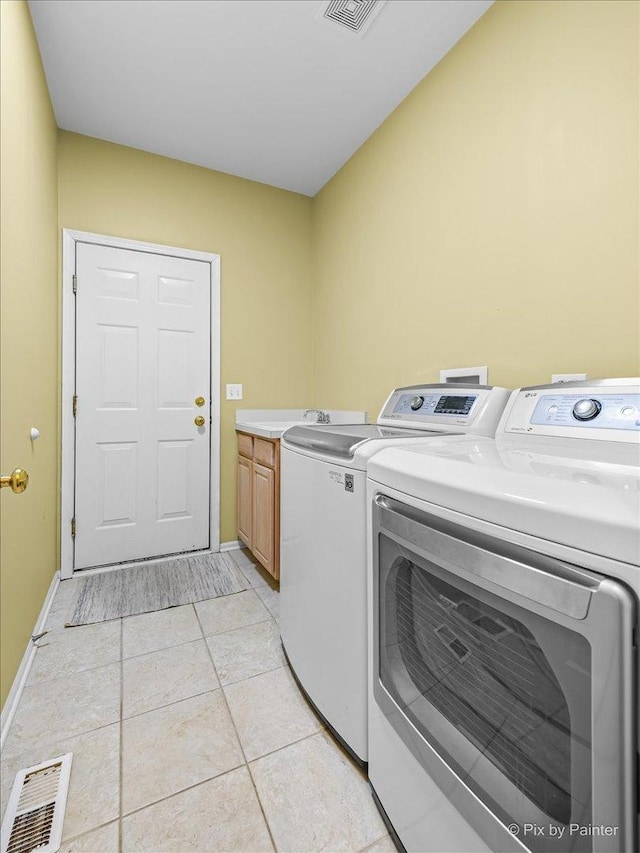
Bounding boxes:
1 468 29 494
195 396 206 407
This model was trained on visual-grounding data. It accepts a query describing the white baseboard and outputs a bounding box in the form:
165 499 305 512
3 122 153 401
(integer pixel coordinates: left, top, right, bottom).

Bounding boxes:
220 540 243 552
1 571 60 750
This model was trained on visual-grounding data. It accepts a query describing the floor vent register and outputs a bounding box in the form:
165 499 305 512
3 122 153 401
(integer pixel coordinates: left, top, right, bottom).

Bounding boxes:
0 754 72 853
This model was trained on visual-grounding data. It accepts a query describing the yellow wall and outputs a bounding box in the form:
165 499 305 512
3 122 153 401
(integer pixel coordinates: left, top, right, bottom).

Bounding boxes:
57 132 313 546
0 0 59 704
312 0 640 416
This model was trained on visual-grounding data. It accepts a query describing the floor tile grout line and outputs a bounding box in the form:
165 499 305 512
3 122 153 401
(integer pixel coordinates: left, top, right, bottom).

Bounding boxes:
245 726 325 767
1 717 121 763
118 657 297 726
358 832 393 852
246 728 387 853
118 617 124 853
203 615 278 649
58 819 119 848
217 659 286 690
122 633 210 661
244 729 332 851
117 760 243 820
202 617 274 644
21 654 123 692
24 654 123 690
190 600 205 641
122 634 210 663
119 604 272 662
219 660 289 691
193 603 280 853
121 686 224 724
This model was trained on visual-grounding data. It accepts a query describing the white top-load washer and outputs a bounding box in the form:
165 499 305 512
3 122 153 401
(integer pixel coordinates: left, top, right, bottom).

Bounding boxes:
366 378 639 853
279 383 511 765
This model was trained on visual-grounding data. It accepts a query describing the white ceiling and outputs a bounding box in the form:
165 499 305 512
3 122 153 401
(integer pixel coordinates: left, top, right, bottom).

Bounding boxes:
29 0 493 196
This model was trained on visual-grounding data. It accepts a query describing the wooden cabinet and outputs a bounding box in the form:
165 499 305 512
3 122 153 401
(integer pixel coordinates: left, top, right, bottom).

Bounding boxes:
236 432 280 580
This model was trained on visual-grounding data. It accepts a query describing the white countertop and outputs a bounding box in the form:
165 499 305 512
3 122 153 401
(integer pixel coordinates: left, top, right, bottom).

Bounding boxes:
235 409 367 439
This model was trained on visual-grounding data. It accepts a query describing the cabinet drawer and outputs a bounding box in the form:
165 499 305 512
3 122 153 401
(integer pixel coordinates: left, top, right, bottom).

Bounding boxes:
237 432 254 459
254 437 277 468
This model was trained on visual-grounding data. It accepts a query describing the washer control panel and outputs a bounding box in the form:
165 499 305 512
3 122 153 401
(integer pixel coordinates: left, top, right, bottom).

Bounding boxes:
378 384 511 437
392 392 477 418
531 393 639 429
501 381 640 442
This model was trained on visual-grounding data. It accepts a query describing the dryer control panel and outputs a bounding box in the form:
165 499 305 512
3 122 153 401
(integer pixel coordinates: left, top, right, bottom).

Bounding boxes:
500 380 640 443
378 384 511 437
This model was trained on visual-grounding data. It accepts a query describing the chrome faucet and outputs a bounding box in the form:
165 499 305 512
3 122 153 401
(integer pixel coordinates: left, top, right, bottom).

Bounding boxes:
304 409 330 424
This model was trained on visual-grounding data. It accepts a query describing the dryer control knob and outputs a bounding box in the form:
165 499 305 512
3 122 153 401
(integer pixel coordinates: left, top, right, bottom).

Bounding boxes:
410 396 424 411
572 398 602 421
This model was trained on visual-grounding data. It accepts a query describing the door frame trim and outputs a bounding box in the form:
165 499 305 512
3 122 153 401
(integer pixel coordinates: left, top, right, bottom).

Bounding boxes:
61 229 221 579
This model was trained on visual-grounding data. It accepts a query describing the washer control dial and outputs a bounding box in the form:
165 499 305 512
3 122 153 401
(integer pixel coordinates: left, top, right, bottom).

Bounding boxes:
572 398 602 421
410 395 424 411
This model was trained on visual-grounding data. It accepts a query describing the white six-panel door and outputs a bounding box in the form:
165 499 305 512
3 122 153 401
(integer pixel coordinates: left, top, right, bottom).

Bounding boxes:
74 242 211 569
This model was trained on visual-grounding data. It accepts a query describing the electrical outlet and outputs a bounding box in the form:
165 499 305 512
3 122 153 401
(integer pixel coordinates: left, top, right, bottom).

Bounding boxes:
551 374 587 384
226 383 243 400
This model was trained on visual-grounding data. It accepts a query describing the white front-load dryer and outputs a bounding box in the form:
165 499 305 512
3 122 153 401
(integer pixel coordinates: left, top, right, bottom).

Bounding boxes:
366 378 639 853
279 384 511 765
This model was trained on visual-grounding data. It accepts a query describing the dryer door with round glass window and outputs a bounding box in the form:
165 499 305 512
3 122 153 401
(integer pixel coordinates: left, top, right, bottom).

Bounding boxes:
372 497 636 853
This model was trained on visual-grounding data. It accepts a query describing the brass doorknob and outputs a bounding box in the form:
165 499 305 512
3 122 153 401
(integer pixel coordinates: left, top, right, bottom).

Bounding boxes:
195 396 206 407
1 468 29 494
194 416 206 427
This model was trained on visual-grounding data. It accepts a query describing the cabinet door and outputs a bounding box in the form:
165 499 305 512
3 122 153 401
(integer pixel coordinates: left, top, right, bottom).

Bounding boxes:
237 455 253 547
252 462 276 577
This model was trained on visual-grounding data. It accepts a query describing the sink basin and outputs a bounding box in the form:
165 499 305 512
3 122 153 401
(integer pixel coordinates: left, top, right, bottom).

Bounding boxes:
235 419 320 438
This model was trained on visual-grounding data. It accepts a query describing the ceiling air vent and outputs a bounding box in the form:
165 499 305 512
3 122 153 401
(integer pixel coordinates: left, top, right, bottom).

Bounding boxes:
1 754 73 853
318 0 387 38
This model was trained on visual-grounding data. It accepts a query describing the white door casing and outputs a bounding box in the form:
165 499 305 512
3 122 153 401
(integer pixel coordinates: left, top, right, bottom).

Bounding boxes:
61 231 220 576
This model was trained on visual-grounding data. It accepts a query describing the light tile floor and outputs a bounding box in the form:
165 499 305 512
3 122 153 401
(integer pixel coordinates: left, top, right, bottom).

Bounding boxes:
1 549 392 853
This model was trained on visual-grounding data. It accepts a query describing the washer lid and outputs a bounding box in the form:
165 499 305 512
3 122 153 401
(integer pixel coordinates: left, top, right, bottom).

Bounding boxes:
368 437 640 565
282 423 442 460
